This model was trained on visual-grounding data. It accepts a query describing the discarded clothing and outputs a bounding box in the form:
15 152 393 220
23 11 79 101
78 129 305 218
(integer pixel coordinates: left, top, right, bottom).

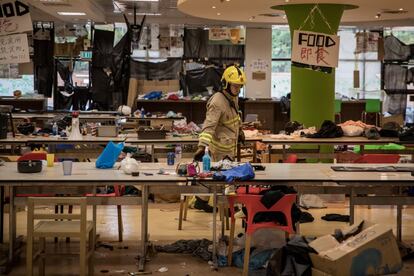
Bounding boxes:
210 159 240 171
384 35 411 61
379 121 401 137
155 239 212 261
399 127 414 142
306 120 343 138
321 213 350 222
266 235 314 276
232 248 276 271
212 163 255 183
364 127 380 140
284 121 303 135
299 212 314 223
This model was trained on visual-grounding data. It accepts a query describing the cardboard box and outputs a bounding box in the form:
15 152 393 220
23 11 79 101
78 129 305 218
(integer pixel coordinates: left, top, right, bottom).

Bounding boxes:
312 268 332 276
310 224 402 276
137 79 180 95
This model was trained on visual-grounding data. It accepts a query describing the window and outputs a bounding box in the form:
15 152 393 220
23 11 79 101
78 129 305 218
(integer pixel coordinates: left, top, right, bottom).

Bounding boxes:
0 64 34 96
271 26 291 98
271 26 382 99
336 28 381 99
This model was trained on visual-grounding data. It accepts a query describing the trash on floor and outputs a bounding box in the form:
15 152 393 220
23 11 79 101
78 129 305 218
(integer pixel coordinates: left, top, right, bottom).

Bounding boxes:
158 266 169 273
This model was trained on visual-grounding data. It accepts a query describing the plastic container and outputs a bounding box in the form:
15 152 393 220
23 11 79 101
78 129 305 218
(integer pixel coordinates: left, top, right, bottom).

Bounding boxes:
52 122 58 136
202 146 211 172
175 145 182 163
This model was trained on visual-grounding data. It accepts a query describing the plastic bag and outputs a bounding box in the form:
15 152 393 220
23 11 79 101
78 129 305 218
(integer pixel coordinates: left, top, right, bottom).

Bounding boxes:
96 141 124 169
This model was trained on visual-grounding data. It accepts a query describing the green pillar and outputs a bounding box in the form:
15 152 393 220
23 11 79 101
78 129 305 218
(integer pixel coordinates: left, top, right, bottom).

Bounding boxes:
284 4 345 126
273 4 356 161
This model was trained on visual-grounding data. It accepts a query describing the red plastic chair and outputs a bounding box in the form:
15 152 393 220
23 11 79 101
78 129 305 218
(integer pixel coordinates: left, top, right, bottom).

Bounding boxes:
353 154 400 164
227 193 296 275
284 154 298 163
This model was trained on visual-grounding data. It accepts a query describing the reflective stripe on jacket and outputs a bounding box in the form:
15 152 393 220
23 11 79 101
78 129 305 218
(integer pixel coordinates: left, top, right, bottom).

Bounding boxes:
198 92 240 161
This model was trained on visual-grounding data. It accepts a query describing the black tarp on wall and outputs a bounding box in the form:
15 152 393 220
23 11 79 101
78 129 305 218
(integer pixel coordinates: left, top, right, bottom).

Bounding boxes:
34 27 55 97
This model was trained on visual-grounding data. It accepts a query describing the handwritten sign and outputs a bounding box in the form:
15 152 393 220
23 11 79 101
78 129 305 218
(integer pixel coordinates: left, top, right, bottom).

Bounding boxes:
0 0 32 36
292 30 340 68
0 33 29 64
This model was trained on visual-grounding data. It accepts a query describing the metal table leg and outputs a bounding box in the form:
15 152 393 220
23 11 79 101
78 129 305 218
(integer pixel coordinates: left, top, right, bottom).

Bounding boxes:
349 188 355 225
139 184 149 271
0 186 3 244
397 204 402 242
212 185 218 269
8 186 15 262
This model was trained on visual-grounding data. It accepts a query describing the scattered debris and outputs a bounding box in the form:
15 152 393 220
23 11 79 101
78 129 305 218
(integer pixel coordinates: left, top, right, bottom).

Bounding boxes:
158 267 168 273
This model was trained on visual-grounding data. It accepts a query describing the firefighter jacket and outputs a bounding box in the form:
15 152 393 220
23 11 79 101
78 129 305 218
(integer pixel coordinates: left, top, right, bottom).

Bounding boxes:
198 91 241 161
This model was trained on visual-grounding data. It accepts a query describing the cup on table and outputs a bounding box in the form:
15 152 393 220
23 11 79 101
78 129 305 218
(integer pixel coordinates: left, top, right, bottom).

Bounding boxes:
62 160 73 176
46 154 55 167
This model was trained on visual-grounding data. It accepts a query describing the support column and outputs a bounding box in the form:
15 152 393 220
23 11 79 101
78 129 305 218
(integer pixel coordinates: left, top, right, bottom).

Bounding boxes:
275 4 347 127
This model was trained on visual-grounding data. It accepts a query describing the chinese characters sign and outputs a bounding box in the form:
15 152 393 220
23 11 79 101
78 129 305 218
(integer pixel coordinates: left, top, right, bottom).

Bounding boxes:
0 33 29 64
292 30 340 68
0 0 32 36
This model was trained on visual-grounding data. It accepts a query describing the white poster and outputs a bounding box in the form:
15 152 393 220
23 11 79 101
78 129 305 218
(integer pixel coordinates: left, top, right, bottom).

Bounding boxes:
0 0 32 36
209 28 230 41
0 33 29 64
292 30 340 68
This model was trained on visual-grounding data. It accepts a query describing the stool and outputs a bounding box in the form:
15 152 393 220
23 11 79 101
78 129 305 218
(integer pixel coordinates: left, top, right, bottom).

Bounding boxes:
361 99 381 126
26 197 94 276
227 193 296 276
334 99 342 124
178 193 229 231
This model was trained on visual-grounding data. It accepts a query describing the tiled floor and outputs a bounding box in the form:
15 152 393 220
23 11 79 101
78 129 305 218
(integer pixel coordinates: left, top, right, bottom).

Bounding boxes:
3 202 414 275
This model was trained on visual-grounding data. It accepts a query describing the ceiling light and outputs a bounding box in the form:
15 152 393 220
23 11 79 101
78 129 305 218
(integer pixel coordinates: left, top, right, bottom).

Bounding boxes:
225 0 231 2
248 16 255 21
212 6 216 9
285 0 290 2
217 12 221 16
375 13 381 18
57 12 86 16
399 8 404 11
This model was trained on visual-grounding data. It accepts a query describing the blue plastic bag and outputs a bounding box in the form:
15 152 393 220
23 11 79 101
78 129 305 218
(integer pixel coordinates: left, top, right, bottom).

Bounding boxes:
96 141 124 169
143 91 162 100
213 163 255 183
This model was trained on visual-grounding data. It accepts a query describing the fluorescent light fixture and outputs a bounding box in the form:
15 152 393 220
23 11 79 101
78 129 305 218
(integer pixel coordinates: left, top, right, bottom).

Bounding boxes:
57 12 86 16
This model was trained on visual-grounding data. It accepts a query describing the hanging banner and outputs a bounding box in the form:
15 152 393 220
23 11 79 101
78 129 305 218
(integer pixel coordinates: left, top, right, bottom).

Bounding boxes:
355 32 379 54
0 0 32 36
0 33 30 64
292 30 340 68
208 27 245 45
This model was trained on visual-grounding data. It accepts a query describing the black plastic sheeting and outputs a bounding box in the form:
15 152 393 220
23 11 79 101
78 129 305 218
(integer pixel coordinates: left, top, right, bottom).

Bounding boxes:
130 59 182 80
184 66 224 95
33 27 54 97
91 28 131 110
184 28 244 60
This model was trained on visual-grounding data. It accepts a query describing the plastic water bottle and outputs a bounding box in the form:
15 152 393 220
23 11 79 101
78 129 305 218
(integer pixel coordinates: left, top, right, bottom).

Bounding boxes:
202 146 211 172
52 122 58 136
141 107 145 118
175 145 182 163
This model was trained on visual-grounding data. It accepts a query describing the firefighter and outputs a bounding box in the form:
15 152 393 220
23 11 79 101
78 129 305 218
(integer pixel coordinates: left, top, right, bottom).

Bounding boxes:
194 65 246 162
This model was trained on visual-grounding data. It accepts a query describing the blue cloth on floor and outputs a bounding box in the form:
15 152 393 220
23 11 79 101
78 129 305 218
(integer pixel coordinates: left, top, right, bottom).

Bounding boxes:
143 91 163 100
96 141 124 169
232 248 276 270
213 162 255 183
